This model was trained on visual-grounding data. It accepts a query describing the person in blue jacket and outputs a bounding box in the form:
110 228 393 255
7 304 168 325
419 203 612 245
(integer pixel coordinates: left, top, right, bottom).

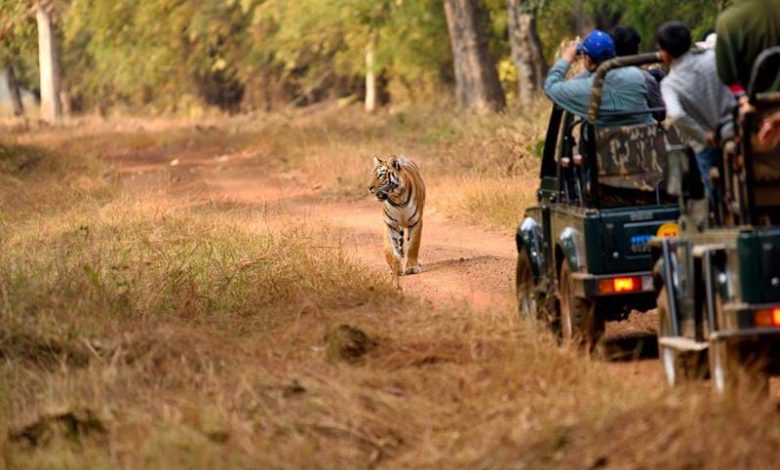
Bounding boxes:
544 30 653 127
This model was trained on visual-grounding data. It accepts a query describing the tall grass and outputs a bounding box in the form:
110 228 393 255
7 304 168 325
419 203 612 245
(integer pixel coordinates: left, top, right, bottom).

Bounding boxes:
434 175 539 230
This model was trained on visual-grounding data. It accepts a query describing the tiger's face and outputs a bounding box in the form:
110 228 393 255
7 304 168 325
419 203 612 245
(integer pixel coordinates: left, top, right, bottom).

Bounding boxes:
368 157 401 201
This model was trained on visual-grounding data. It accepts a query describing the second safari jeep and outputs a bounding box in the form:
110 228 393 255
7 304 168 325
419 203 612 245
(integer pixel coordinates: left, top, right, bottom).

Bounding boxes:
652 46 780 394
515 53 680 350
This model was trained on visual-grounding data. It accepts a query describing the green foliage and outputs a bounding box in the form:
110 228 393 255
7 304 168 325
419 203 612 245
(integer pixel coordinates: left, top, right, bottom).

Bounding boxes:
64 0 253 112
0 0 39 92
0 0 729 113
58 0 452 111
246 0 451 104
373 0 452 97
609 0 720 48
536 0 721 62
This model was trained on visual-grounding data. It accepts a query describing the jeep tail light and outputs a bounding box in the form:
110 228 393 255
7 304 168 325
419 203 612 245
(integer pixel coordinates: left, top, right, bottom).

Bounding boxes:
754 308 780 327
600 276 638 294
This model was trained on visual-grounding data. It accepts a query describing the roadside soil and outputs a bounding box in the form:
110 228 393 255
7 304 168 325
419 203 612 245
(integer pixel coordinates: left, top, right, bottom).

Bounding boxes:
112 147 665 385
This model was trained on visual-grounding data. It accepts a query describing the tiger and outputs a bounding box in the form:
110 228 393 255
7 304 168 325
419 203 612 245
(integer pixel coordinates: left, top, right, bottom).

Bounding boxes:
367 155 426 276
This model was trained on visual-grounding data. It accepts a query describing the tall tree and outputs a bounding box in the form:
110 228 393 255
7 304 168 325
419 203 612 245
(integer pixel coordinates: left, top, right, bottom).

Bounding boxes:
507 0 546 104
37 1 62 121
365 33 377 112
444 0 506 112
4 65 24 116
355 1 393 113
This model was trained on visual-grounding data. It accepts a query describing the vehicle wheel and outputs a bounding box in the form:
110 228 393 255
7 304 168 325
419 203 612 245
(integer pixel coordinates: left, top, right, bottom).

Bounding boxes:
709 339 769 395
516 249 539 321
559 259 603 352
657 287 707 386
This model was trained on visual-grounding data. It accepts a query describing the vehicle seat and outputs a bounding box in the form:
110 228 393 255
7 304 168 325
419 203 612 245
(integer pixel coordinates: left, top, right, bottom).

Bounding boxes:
743 47 780 221
593 123 671 191
744 102 780 212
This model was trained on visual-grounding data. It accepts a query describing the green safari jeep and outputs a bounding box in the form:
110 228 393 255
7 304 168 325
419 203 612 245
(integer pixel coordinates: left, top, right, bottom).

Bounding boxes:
653 46 780 394
515 53 680 350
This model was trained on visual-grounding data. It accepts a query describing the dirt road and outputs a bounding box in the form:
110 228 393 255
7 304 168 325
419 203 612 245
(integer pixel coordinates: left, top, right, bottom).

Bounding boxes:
120 151 518 311
116 150 664 383
210 168 518 311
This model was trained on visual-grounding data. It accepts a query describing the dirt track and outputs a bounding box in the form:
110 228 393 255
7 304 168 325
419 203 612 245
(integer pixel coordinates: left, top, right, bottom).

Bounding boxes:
211 168 517 313
119 152 518 312
116 150 665 385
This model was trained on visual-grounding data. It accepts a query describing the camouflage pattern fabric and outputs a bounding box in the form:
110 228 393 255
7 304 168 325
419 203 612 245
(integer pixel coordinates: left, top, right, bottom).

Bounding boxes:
595 123 674 191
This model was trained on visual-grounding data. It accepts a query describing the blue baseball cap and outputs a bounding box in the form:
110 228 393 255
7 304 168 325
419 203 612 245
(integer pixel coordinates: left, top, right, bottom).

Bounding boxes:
577 30 616 62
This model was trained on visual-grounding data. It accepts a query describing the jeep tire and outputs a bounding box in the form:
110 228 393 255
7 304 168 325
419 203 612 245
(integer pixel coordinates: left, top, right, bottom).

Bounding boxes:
516 249 539 321
559 259 603 352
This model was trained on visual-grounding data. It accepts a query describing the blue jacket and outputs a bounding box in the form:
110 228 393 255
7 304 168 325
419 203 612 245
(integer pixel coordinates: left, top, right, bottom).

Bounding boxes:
544 59 653 127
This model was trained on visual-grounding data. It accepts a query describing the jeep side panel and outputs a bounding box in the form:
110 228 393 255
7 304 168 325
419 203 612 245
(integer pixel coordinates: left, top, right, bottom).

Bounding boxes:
593 206 679 275
737 228 780 304
549 206 589 274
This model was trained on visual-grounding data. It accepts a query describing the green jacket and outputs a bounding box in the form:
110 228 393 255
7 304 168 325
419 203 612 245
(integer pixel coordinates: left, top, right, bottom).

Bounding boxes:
716 0 780 93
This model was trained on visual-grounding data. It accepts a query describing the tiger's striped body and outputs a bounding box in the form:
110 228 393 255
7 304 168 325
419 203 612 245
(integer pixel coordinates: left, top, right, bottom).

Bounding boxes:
368 156 426 276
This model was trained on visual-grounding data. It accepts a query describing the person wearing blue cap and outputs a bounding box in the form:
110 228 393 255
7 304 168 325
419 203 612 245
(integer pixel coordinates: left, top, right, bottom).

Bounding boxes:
544 30 653 127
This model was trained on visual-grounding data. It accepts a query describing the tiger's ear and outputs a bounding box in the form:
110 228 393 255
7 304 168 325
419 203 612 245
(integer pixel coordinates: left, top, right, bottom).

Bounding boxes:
389 156 401 170
373 156 383 167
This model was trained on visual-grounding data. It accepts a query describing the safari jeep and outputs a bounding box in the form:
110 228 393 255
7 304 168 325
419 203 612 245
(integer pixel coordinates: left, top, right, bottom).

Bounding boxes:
653 47 780 394
515 53 680 350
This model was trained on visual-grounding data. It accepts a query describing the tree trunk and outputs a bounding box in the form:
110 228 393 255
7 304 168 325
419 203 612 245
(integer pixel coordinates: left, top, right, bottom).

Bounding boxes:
507 0 547 104
443 0 506 112
4 65 24 117
365 39 377 113
36 4 62 122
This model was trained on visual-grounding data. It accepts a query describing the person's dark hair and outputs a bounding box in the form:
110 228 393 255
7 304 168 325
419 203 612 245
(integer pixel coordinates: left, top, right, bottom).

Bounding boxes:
699 28 715 42
648 68 666 84
656 21 692 59
612 26 642 57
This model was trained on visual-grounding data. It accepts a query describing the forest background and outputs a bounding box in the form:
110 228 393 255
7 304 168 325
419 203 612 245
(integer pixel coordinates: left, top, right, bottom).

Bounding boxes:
1 0 726 119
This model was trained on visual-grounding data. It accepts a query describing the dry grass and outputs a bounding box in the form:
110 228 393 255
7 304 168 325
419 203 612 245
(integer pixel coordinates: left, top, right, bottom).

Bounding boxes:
434 175 539 230
294 101 549 209
1 107 779 469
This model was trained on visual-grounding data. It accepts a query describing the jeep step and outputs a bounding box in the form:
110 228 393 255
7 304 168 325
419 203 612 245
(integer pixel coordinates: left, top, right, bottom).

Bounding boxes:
658 336 709 352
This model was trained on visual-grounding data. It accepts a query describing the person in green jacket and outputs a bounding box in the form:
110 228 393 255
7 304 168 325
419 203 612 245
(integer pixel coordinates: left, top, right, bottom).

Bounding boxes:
715 0 780 95
717 0 780 148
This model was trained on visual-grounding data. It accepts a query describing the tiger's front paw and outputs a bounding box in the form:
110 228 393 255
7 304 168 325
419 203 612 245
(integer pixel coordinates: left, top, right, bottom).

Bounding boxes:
403 263 422 275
